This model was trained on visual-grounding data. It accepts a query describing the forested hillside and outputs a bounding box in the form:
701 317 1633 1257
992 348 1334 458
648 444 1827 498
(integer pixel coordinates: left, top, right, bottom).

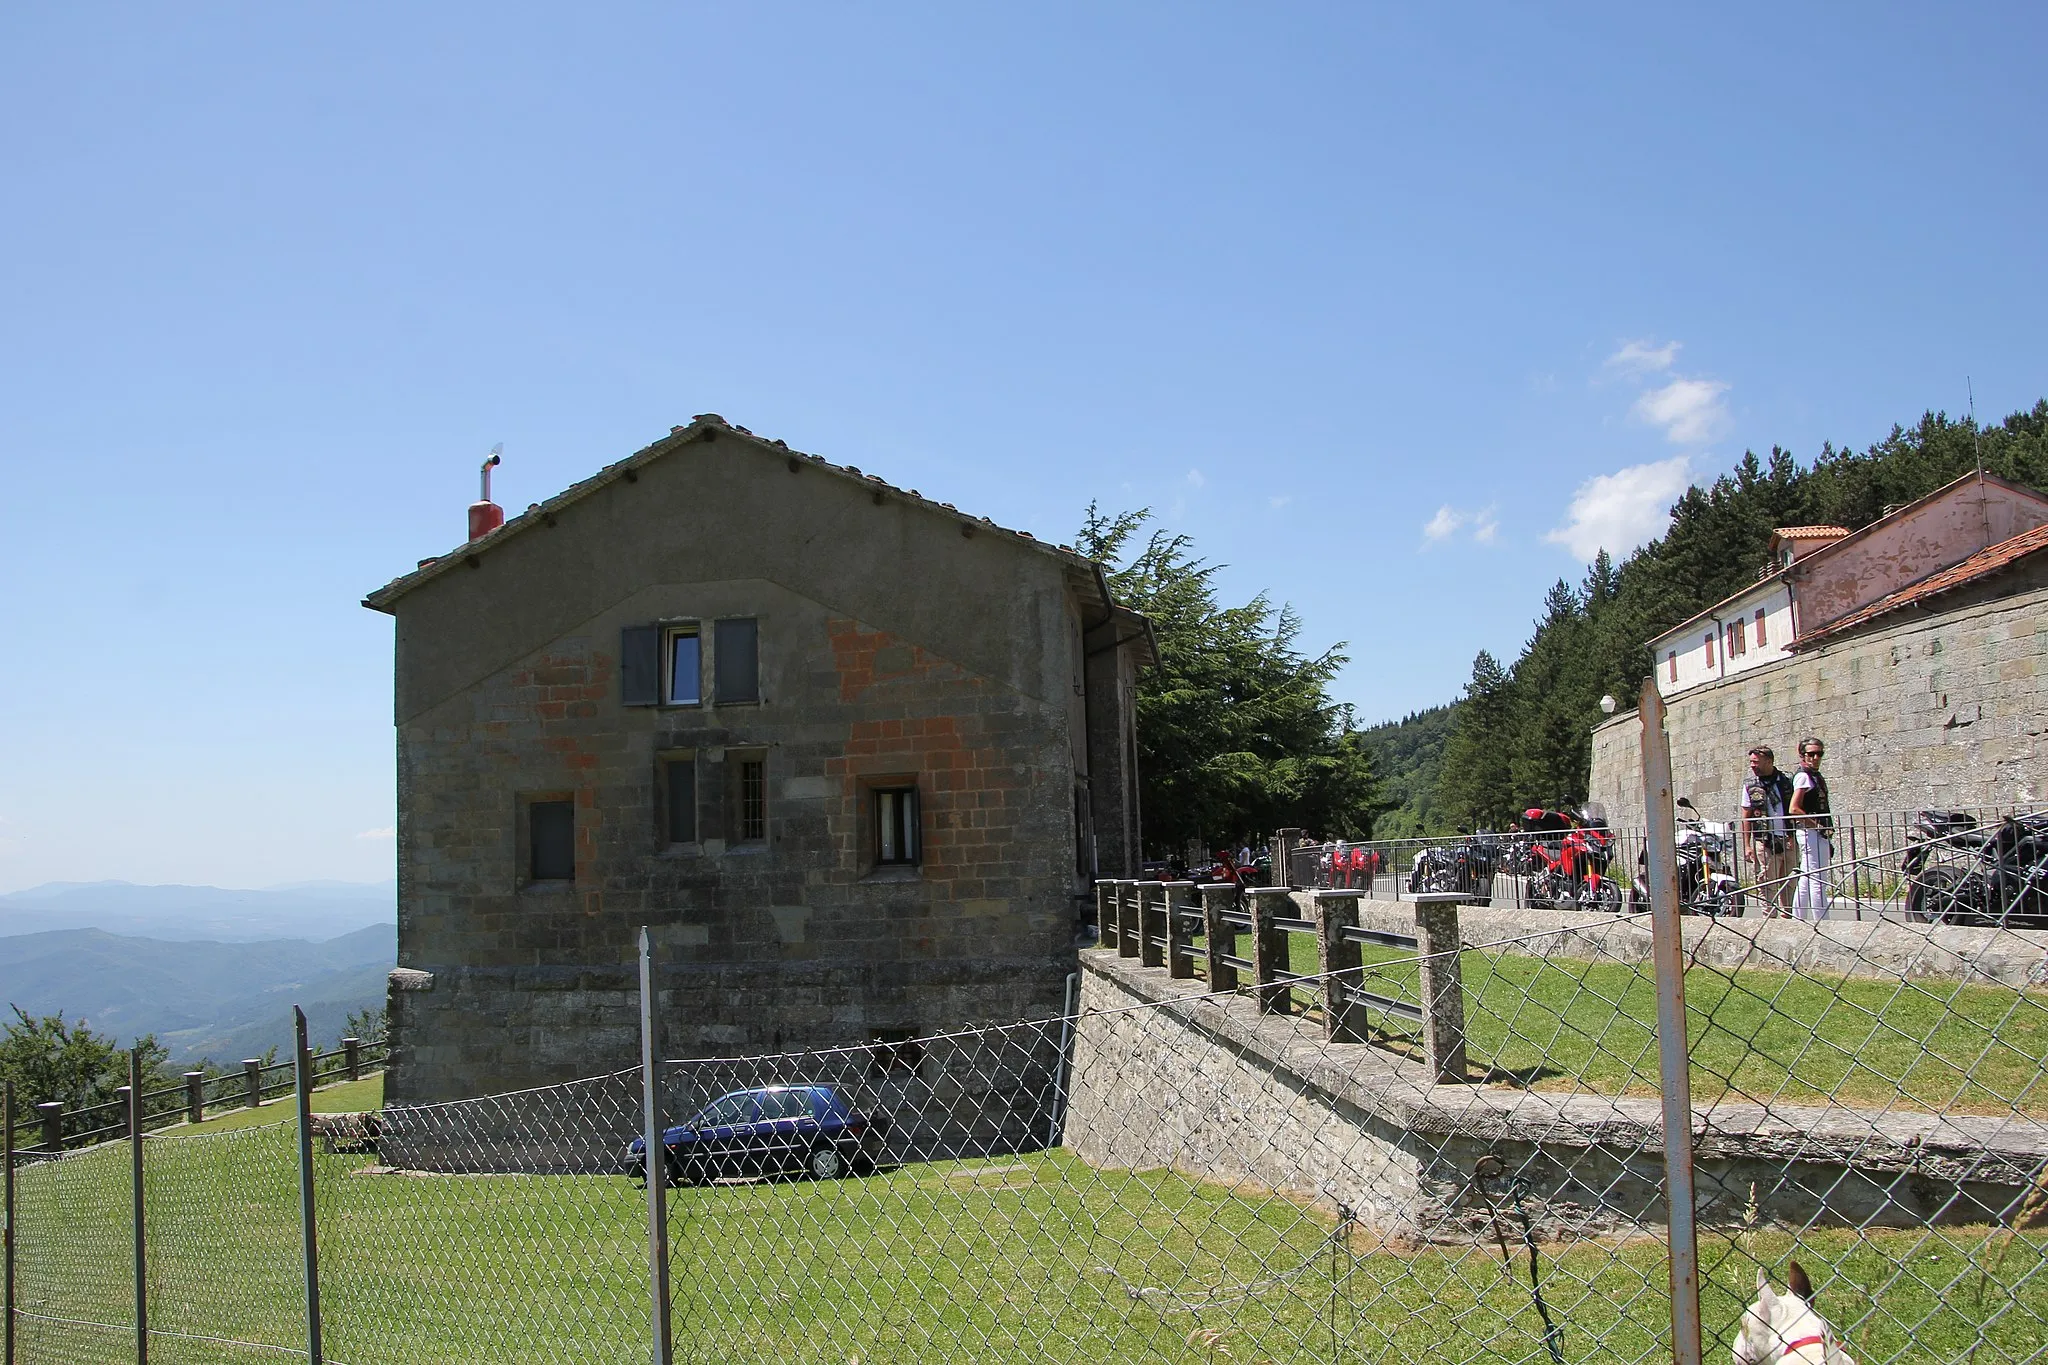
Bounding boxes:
1357 705 1459 838
1420 401 2048 830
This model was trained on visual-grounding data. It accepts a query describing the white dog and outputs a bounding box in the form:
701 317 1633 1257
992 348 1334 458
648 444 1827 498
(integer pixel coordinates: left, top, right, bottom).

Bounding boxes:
1733 1261 1856 1365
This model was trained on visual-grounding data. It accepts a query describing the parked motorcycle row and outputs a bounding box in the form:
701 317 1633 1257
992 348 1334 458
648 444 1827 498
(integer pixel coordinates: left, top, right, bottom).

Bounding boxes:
1903 808 2048 929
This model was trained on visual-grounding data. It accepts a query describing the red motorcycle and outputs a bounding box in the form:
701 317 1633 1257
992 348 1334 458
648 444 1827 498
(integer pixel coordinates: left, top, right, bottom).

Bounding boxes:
1520 806 1619 912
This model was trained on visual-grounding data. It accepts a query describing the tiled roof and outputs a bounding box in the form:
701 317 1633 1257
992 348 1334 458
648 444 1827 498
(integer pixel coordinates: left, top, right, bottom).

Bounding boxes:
1771 525 1850 539
1793 522 2048 648
363 414 1104 613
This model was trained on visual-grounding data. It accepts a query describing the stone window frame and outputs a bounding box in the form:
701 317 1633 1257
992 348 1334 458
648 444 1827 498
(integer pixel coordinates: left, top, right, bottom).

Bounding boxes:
726 747 770 850
516 790 578 890
656 748 700 851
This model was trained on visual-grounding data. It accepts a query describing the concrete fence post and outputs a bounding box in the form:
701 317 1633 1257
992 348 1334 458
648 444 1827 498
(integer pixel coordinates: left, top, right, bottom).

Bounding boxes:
1249 889 1293 1015
1313 890 1369 1044
1199 884 1238 992
1138 882 1166 969
1273 828 1304 888
183 1071 205 1126
1093 880 1118 946
243 1060 263 1109
34 1103 61 1154
1115 881 1139 959
342 1038 361 1084
1409 892 1469 1083
1165 882 1198 980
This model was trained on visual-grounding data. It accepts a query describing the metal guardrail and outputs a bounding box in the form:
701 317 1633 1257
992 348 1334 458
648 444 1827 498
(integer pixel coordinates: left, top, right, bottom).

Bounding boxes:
1093 879 1470 1083
7 1036 389 1158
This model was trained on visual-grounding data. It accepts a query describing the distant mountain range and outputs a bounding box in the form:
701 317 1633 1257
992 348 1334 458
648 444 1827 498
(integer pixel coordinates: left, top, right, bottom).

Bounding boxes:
0 923 395 1065
0 880 397 1064
0 879 394 942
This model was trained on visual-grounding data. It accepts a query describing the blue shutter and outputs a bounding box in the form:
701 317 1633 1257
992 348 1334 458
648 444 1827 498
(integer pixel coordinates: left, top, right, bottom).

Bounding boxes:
620 626 660 705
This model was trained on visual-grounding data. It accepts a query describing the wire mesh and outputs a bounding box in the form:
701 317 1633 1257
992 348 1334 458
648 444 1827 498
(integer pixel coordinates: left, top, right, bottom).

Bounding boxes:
13 1139 136 1364
315 1068 651 1364
10 870 2046 1364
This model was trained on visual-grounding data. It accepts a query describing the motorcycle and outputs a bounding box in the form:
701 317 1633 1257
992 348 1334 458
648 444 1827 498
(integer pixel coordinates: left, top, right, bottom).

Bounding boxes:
1903 809 2048 928
1521 805 1619 912
1406 833 1503 906
1628 797 1743 915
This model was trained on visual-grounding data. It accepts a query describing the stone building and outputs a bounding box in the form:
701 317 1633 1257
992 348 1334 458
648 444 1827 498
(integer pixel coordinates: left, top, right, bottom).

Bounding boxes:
364 415 1152 1103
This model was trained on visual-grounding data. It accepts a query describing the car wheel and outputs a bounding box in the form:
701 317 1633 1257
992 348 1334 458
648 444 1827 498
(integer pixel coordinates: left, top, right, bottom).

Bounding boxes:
807 1144 845 1181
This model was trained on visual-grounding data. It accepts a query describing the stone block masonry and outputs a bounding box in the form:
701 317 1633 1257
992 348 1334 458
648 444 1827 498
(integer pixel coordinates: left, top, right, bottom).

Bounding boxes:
1590 585 2048 830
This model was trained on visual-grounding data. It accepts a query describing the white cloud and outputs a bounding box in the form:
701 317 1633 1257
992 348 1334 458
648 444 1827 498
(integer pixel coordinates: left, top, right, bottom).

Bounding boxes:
1633 377 1730 445
1422 505 1463 543
1185 469 1207 490
1421 503 1499 548
1545 455 1692 561
355 826 396 840
1605 338 1681 375
1471 507 1499 544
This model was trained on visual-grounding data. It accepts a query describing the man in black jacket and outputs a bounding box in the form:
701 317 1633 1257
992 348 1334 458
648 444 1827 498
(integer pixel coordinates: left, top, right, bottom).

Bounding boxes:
1739 746 1795 917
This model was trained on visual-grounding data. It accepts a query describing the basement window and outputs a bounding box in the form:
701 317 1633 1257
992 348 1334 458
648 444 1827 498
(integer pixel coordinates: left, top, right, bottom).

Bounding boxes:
528 800 575 881
874 786 920 866
869 1029 924 1078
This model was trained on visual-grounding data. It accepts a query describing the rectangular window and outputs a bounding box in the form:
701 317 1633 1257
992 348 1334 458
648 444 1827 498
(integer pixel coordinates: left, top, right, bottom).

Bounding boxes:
874 787 920 865
667 627 702 705
1704 633 1716 668
734 754 767 843
1667 651 1678 683
714 618 760 703
664 757 697 844
529 800 575 881
1755 608 1768 646
869 1029 923 1078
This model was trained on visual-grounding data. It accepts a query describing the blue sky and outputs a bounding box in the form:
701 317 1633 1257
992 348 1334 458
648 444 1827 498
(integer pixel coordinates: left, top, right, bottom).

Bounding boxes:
3 3 2043 891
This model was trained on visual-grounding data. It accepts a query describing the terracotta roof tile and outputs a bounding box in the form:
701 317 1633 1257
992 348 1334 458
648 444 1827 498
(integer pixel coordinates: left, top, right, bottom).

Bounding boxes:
1793 522 2048 648
1772 525 1851 538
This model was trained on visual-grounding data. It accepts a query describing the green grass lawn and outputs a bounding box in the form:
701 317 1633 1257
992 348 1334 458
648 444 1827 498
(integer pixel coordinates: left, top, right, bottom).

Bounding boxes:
14 1124 2046 1365
1230 937 2048 1116
175 1073 385 1135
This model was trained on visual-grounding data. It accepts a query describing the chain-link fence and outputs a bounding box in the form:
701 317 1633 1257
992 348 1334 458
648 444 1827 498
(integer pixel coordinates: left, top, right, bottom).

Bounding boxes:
12 882 2044 1365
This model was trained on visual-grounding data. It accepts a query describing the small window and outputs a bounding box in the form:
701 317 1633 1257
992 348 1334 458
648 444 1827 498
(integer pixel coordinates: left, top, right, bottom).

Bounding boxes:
714 618 759 703
732 753 767 844
870 1030 923 1078
529 801 575 881
664 757 697 844
1704 632 1716 668
667 627 702 705
875 786 919 865
1755 608 1767 646
1667 650 1678 683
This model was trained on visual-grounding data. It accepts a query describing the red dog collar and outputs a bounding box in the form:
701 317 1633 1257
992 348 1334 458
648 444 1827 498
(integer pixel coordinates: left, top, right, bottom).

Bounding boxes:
1780 1335 1827 1359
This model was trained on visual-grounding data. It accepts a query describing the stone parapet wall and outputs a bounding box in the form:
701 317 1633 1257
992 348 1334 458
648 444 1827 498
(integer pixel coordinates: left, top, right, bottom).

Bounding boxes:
1590 585 2048 830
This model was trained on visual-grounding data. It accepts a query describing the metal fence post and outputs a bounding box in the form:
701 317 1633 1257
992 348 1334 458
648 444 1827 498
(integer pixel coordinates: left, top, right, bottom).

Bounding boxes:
1314 890 1368 1044
243 1060 263 1109
638 927 674 1365
1199 884 1238 993
5 1080 15 1365
183 1072 204 1127
1410 892 1469 1082
1165 882 1197 980
293 1008 324 1364
127 1051 146 1365
1640 679 1703 1365
33 1104 59 1156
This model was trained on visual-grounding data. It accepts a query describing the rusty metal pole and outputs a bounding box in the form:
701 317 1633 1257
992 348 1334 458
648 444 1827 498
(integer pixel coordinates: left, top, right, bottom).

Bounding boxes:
1640 678 1702 1365
293 1008 324 1364
127 1052 147 1365
638 928 674 1365
5 1080 15 1365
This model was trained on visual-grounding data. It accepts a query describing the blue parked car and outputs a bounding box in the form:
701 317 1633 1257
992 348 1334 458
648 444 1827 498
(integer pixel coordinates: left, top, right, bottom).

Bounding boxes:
624 1085 889 1185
